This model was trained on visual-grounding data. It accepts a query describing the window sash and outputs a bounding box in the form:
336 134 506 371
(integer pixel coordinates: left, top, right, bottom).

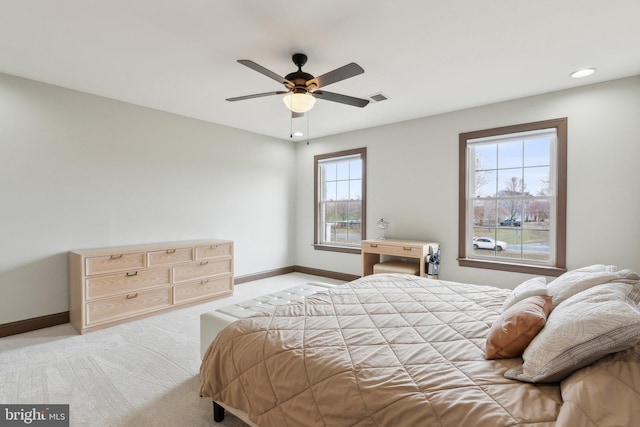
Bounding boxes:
465 130 558 266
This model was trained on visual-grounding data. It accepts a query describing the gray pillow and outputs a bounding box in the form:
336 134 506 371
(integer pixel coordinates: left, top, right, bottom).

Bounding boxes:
505 282 640 383
546 264 639 309
501 277 547 312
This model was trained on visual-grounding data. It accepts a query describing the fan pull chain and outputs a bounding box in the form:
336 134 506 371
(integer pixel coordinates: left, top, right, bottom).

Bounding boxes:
290 106 293 139
306 110 310 145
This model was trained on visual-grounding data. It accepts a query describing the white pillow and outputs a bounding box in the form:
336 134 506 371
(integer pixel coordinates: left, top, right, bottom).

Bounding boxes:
505 282 640 383
502 277 547 312
546 264 639 309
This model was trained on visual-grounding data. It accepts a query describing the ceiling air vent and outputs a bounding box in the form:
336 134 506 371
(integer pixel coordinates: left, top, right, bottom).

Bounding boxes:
369 92 389 103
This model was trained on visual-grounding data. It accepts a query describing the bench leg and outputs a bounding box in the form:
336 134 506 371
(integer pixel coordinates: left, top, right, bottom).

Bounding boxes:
213 402 225 422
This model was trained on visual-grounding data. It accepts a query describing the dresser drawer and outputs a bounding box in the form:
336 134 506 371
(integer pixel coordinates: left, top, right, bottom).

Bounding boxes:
85 287 171 326
173 259 232 283
85 268 170 300
173 276 232 304
195 243 232 260
85 252 145 276
362 242 423 257
147 247 193 267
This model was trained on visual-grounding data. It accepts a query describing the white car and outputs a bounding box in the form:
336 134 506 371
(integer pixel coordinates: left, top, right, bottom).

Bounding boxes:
473 237 507 251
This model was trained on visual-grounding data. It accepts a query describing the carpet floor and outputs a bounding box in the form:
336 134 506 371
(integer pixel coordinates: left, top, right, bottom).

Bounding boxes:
0 273 345 427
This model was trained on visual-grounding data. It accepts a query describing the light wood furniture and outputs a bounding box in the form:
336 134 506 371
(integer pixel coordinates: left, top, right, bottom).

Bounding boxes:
373 261 420 275
69 239 233 334
362 239 438 277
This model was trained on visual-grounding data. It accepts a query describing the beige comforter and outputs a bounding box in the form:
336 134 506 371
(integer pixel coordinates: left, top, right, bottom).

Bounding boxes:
200 274 639 426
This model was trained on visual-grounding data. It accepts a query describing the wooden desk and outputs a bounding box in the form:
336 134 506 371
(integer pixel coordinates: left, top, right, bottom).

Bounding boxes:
361 239 439 277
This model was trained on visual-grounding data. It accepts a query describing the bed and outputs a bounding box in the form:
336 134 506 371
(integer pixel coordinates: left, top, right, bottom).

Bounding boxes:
200 268 640 426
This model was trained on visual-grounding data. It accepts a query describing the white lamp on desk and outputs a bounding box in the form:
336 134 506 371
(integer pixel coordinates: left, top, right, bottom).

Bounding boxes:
377 218 390 240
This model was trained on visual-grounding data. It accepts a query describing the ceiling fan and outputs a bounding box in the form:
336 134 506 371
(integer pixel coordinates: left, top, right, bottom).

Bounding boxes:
226 53 369 117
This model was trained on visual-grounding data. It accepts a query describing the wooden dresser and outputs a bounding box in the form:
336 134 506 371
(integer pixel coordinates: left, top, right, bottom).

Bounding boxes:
69 239 233 334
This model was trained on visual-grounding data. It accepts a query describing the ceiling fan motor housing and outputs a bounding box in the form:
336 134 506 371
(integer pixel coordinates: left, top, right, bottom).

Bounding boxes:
286 54 315 93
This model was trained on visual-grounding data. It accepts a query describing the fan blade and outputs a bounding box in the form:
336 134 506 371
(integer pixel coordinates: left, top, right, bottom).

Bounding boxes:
226 91 289 102
307 63 364 89
313 90 369 108
238 60 294 87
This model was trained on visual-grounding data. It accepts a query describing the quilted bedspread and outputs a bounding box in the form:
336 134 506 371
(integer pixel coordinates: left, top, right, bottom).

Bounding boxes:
200 274 564 426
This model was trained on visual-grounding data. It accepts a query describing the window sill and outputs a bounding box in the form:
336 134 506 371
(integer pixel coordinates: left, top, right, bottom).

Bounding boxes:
458 258 566 277
313 244 361 255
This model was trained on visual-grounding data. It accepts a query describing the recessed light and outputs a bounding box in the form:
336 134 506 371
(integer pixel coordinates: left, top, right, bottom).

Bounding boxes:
570 68 596 78
292 131 303 137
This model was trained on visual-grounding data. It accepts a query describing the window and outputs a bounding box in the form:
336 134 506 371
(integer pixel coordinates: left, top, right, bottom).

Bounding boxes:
458 118 567 276
314 148 366 254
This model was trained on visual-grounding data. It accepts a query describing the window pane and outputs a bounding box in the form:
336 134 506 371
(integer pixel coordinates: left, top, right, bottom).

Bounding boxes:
324 202 337 223
525 198 551 224
473 199 497 227
524 137 551 167
474 169 497 197
336 181 349 200
498 140 522 169
350 159 362 178
474 144 497 170
472 231 501 258
498 198 523 225
524 166 550 196
348 201 362 221
498 170 523 196
349 179 362 200
336 161 349 180
347 221 362 244
324 181 337 200
324 163 336 181
523 230 551 262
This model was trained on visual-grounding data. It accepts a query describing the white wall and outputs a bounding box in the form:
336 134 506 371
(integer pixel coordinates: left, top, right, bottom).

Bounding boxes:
3 73 639 325
295 76 640 288
0 73 297 324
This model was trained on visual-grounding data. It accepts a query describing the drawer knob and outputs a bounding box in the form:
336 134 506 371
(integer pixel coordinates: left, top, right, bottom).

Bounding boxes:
166 249 176 254
370 244 378 248
201 279 210 285
110 254 123 259
126 293 138 299
210 245 218 249
200 261 209 266
125 271 138 277
403 247 412 251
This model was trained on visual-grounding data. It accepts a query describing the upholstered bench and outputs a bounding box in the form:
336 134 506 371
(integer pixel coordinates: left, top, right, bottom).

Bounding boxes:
373 260 421 275
200 281 338 358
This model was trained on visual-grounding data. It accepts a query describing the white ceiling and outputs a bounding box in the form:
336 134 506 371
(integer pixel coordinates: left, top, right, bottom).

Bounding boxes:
1 1 639 141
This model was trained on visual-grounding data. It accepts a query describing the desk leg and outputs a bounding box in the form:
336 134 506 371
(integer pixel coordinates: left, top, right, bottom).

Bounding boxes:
362 252 380 276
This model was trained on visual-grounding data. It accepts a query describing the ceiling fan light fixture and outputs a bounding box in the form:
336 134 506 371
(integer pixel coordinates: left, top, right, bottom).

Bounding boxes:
283 92 316 113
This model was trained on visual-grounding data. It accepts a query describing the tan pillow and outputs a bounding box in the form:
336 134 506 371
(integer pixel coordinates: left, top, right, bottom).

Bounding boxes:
485 295 553 359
